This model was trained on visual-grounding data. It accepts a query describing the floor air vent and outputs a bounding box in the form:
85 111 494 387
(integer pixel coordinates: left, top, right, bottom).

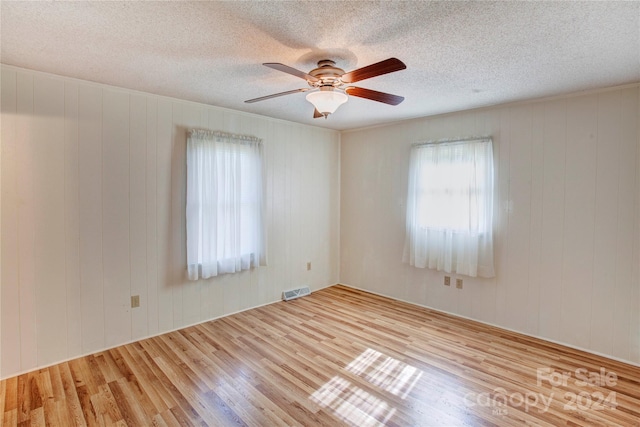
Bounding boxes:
282 286 311 301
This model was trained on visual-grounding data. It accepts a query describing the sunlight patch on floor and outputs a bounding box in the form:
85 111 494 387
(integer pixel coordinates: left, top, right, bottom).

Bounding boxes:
310 348 423 425
310 376 396 427
346 348 423 399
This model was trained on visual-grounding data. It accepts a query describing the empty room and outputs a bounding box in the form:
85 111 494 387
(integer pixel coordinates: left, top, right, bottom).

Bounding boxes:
1 1 639 426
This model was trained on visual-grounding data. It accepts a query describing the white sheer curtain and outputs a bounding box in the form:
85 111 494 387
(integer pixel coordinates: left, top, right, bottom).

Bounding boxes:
403 138 495 278
186 129 266 280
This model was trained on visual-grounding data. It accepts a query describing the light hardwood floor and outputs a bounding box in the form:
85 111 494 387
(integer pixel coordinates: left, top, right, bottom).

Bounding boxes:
1 285 639 426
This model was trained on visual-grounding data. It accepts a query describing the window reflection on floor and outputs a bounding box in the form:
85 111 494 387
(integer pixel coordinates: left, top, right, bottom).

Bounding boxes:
310 348 423 426
311 376 396 427
346 348 423 399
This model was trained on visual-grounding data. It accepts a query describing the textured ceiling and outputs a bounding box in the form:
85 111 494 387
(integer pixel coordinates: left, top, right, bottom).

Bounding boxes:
2 1 639 131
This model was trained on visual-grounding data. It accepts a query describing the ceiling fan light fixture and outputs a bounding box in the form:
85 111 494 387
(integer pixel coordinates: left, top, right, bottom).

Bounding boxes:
305 88 348 118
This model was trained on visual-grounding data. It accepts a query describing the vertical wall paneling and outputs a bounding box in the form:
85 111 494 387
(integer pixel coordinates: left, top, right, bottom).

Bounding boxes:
526 104 545 336
614 88 639 360
291 126 303 291
263 121 276 303
537 99 567 342
283 124 293 294
0 65 340 378
0 72 2 377
206 107 224 131
145 96 159 336
270 124 286 299
590 90 622 356
0 93 1 377
77 84 105 354
304 130 316 294
331 132 341 284
16 72 38 371
155 98 173 333
1 68 19 377
504 105 533 333
256 118 271 306
340 86 640 365
561 95 597 349
102 89 131 347
64 81 82 359
340 131 362 292
33 75 67 366
634 88 640 364
130 94 148 340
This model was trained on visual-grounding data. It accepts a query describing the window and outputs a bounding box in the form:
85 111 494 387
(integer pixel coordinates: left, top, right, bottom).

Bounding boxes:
186 130 266 280
403 138 495 278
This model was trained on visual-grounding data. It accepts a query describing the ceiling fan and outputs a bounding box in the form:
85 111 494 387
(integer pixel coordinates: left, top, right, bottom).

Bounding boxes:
245 58 406 119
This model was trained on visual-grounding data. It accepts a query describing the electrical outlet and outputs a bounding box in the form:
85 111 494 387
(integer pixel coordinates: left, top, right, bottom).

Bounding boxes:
307 262 311 271
444 276 451 286
456 278 463 289
131 295 140 308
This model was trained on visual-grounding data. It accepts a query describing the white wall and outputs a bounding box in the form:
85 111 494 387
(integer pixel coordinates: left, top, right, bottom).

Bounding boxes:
0 65 341 379
340 85 640 365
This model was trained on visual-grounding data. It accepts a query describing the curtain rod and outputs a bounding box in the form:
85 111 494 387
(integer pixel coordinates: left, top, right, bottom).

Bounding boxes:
413 135 491 147
189 128 262 143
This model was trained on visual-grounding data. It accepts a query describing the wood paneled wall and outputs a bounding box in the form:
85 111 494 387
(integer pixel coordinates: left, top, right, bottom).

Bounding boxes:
0 65 341 379
340 86 640 365
2 64 638 378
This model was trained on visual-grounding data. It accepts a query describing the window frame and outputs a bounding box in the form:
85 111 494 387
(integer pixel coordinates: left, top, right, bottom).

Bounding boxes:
186 129 266 280
403 137 495 278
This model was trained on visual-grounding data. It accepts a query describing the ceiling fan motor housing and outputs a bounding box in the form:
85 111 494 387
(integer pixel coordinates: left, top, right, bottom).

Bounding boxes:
308 60 345 88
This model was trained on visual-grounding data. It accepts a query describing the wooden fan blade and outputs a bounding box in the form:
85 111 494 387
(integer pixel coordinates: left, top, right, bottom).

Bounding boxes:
264 63 319 83
313 108 324 119
245 88 310 103
344 86 404 105
345 86 404 105
341 58 406 83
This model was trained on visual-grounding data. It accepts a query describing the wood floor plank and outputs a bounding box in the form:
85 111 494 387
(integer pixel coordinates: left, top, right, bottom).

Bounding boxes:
16 373 31 424
29 405 45 427
0 378 5 424
1 284 639 426
91 383 125 425
58 364 86 427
